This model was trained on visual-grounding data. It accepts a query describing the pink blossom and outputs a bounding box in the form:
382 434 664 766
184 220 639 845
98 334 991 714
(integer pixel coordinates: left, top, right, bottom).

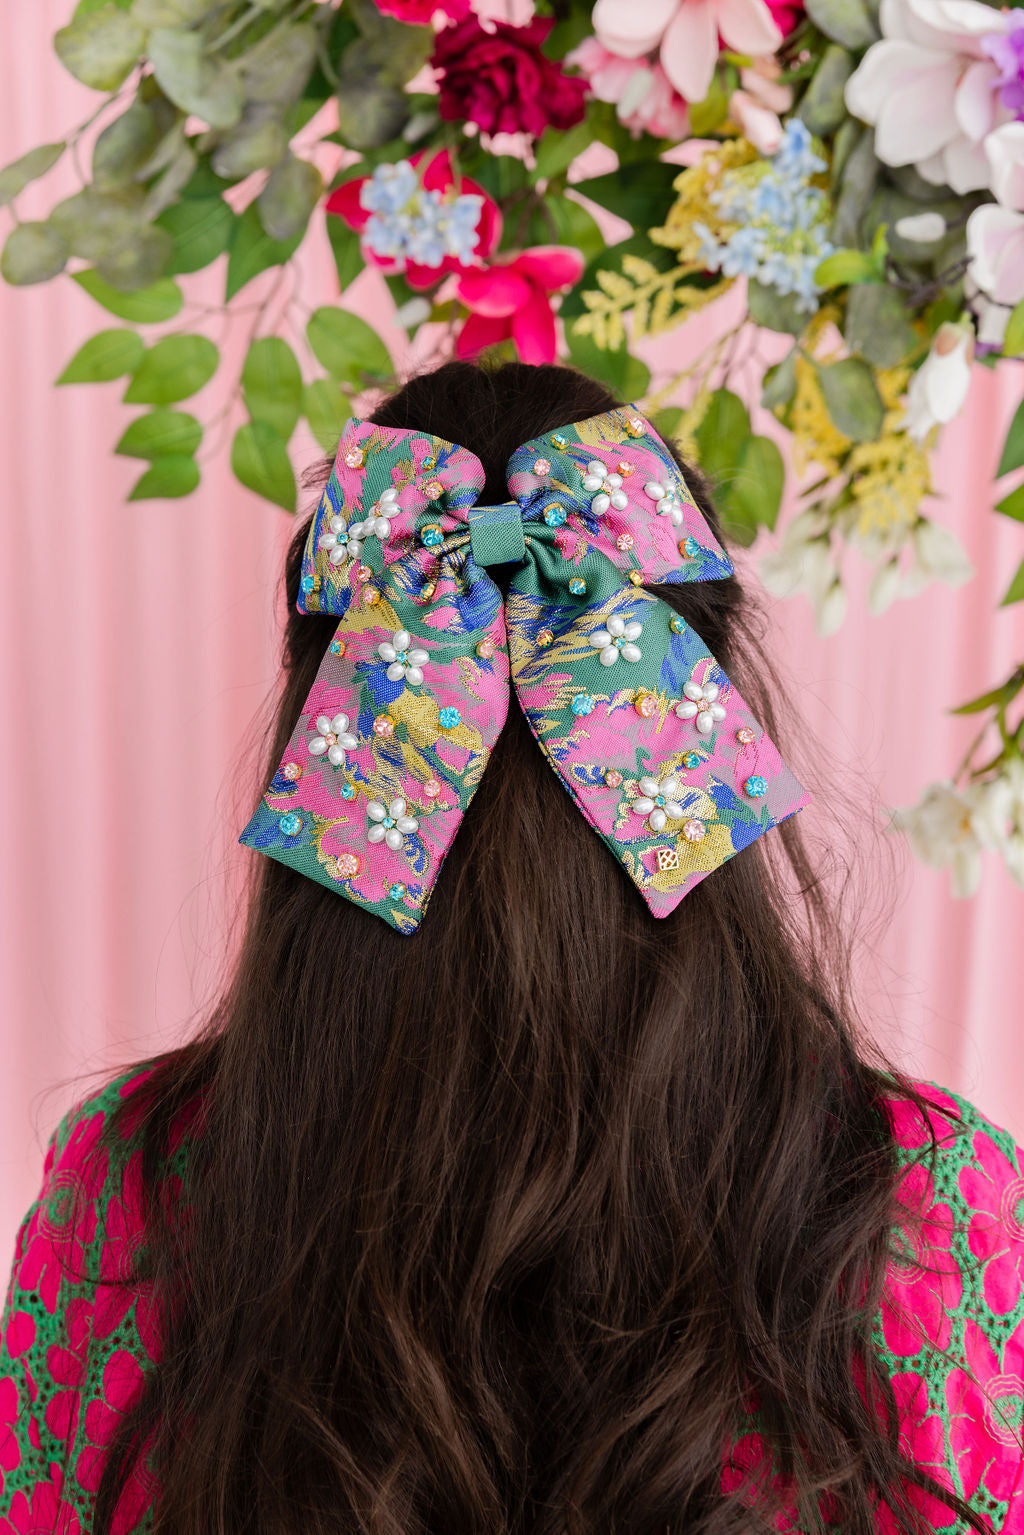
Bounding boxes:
591 0 783 107
568 38 690 139
455 246 585 365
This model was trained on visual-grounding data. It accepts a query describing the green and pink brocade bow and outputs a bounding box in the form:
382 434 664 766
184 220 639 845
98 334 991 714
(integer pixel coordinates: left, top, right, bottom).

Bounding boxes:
239 406 810 934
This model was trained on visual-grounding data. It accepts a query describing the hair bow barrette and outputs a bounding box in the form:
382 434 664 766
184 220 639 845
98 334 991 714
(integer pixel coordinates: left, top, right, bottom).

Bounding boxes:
239 407 810 934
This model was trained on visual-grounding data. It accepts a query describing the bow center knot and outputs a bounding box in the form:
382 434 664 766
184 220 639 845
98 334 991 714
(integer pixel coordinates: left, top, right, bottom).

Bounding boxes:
467 499 526 568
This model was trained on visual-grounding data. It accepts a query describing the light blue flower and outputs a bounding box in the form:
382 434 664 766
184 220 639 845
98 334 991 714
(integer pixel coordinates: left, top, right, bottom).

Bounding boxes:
359 161 483 273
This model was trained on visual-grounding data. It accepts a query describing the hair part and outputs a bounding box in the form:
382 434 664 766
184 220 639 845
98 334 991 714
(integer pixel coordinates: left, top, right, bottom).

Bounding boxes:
72 360 982 1535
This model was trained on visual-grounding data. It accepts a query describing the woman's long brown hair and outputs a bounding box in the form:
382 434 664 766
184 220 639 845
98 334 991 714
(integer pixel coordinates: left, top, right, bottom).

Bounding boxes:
81 361 982 1534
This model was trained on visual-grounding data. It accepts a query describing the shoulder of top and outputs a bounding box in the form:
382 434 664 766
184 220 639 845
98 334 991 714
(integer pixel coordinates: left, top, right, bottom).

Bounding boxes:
880 1074 1024 1173
45 1059 166 1187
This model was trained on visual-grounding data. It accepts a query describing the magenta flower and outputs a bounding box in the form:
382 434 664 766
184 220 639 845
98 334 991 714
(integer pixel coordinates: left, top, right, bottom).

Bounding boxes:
455 247 585 365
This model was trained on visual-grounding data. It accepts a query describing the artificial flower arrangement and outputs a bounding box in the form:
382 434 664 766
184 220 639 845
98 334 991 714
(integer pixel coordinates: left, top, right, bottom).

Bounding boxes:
2 0 1023 895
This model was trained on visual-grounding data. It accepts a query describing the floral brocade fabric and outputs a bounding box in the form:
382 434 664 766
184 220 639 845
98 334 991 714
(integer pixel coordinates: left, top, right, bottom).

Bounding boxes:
238 409 809 933
3 1068 1024 1533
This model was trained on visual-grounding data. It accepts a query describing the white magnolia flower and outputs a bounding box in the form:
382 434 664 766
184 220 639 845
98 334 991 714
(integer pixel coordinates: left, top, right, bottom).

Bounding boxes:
582 460 628 514
985 121 1024 211
966 201 1024 315
378 628 429 685
901 322 974 443
643 478 684 525
589 613 643 666
309 712 358 766
676 679 726 735
367 796 419 850
844 0 1013 194
889 776 1011 897
867 558 904 615
346 487 401 557
318 513 361 565
759 514 849 634
632 772 685 832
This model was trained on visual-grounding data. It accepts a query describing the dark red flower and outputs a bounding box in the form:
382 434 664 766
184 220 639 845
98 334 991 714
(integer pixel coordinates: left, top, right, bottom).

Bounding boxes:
432 17 587 139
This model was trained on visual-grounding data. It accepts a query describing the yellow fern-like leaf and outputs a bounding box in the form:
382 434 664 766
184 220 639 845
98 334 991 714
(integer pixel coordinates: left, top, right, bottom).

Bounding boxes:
622 255 659 284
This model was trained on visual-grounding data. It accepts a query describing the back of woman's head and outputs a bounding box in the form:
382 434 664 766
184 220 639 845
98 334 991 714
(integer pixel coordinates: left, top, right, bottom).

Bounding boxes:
89 360 975 1535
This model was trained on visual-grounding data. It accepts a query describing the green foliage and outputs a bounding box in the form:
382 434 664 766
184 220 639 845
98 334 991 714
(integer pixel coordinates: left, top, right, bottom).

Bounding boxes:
147 28 243 129
232 420 296 510
0 144 65 209
123 333 218 403
115 408 202 458
843 283 917 369
156 196 236 273
54 6 145 90
307 306 391 387
57 328 144 382
997 400 1024 479
73 269 183 320
804 0 878 49
225 201 304 299
996 483 1024 523
241 337 302 441
303 378 349 454
1005 300 1024 360
1 222 69 284
816 357 884 441
128 454 200 499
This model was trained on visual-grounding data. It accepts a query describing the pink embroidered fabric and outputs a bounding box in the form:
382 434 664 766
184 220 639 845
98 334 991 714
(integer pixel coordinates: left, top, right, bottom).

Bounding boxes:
2 1066 1024 1533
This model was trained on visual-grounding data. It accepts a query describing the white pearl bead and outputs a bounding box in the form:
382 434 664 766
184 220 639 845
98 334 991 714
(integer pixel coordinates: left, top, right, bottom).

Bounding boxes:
328 745 346 765
592 492 610 515
633 797 655 814
406 666 424 686
385 827 403 850
639 776 660 797
644 481 665 500
600 646 618 666
696 711 713 734
308 738 327 756
610 490 628 510
622 643 642 662
386 662 406 681
650 808 667 831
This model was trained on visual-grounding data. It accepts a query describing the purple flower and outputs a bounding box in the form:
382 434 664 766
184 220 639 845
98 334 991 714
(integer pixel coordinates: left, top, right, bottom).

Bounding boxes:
981 11 1024 119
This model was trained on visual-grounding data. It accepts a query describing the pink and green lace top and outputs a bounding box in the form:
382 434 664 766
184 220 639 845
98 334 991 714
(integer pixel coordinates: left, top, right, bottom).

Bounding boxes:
2 1066 1024 1533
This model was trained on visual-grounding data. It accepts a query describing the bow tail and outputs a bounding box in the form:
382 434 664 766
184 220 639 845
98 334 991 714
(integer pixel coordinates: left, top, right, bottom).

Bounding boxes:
238 559 509 934
506 584 810 919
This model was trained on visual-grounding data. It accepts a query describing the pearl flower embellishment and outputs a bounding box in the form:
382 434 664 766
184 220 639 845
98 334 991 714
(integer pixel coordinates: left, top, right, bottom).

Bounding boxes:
367 796 419 850
309 712 358 766
378 628 429 685
632 773 685 832
676 680 726 735
582 460 628 515
317 514 362 565
589 614 643 666
644 480 684 526
342 486 401 560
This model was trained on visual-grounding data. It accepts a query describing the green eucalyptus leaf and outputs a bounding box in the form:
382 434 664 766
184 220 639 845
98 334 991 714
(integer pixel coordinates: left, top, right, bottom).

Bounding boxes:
687 71 730 136
650 406 683 444
130 0 218 22
241 23 319 105
997 399 1024 477
49 187 144 260
124 333 218 403
831 126 878 248
257 153 322 242
148 27 244 129
307 306 392 385
156 195 235 273
995 482 1024 521
75 0 133 13
797 44 855 136
1001 555 1024 606
1 222 69 285
746 278 810 336
115 408 202 458
804 0 878 48
0 143 65 209
303 378 349 453
73 267 183 320
141 140 198 220
334 75 409 150
55 6 145 91
843 281 917 368
693 388 752 484
761 346 798 410
127 453 200 500
241 336 302 440
232 420 296 510
211 112 288 179
92 101 159 188
57 327 144 383
816 356 884 441
94 223 174 290
1004 301 1024 360
949 670 1024 713
225 200 304 299
342 17 433 88
326 214 363 293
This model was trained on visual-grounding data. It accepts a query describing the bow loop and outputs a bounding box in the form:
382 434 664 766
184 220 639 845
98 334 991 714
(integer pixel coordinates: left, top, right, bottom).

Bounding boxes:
241 405 810 933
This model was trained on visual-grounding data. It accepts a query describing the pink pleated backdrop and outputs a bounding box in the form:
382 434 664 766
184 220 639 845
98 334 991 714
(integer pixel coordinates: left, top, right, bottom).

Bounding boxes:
4 5 1024 1279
